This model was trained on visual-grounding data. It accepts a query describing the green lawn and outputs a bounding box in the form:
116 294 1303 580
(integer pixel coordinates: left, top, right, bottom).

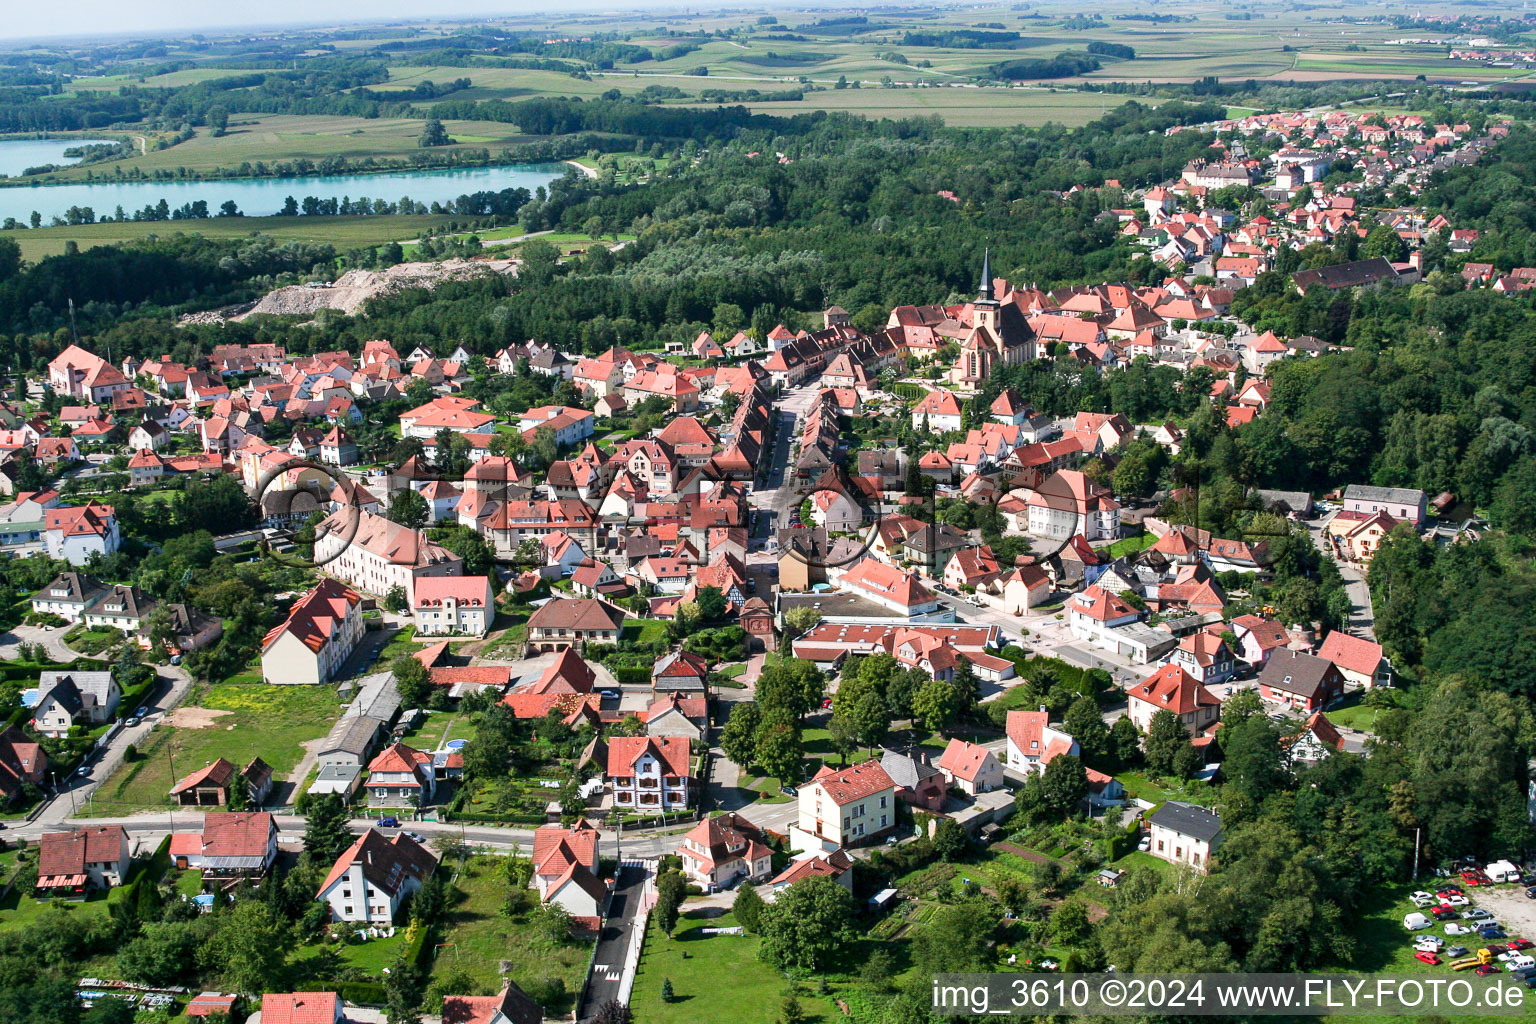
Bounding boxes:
290 930 410 980
428 856 590 1013
1325 699 1381 733
1110 851 1172 875
373 626 420 667
1114 771 1216 806
83 682 345 815
1102 534 1156 559
622 619 670 645
632 910 830 1024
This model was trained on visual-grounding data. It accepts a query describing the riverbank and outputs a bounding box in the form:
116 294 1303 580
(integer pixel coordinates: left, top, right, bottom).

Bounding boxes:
565 158 599 179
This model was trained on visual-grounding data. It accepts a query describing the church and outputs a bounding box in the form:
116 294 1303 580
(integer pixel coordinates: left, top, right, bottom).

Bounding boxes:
948 249 1039 390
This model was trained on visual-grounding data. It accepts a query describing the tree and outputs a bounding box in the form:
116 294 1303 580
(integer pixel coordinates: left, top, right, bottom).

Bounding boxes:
655 871 686 936
418 117 454 148
387 488 430 531
303 793 354 862
912 676 959 732
384 584 409 613
754 709 803 785
384 955 424 1024
757 875 859 973
734 881 766 933
0 237 20 284
720 702 761 768
694 585 727 624
933 817 968 860
757 658 824 719
393 654 431 708
590 1002 633 1024
1064 695 1111 766
777 995 806 1024
1110 715 1142 768
950 655 978 710
1051 900 1092 946
1144 710 1187 774
660 978 674 1003
1039 754 1089 816
208 902 286 995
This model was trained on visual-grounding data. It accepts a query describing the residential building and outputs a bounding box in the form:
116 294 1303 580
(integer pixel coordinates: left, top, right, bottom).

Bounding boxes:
261 579 365 686
399 395 495 438
1285 712 1348 766
32 670 120 738
526 598 624 652
935 738 1004 795
1004 710 1079 775
834 558 941 618
1146 801 1222 873
259 994 344 1024
31 571 107 623
769 849 855 892
169 756 272 807
440 985 544 1024
1024 471 1120 541
0 725 46 803
1341 484 1426 527
1162 631 1238 685
879 748 948 811
312 508 463 603
1317 631 1392 689
36 825 130 898
317 829 438 923
44 502 120 565
652 649 709 696
679 812 773 889
604 736 694 811
531 820 607 924
48 344 132 404
1125 665 1219 738
911 389 964 432
365 742 435 808
1258 649 1345 712
644 694 708 741
792 759 897 853
169 811 279 885
411 575 495 637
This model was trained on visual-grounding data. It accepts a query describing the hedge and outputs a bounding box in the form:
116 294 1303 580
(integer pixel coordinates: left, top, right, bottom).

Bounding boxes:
610 665 652 685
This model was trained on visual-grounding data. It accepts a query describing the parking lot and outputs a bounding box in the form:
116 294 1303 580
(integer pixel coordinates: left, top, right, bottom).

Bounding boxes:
1402 866 1536 979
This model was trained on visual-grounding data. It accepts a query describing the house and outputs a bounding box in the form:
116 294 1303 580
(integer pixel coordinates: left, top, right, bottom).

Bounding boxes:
835 558 941 618
169 756 272 806
48 344 132 403
1125 665 1219 739
183 994 240 1020
519 648 597 695
604 736 694 811
1146 801 1222 873
1285 711 1347 766
651 649 710 697
317 829 437 923
261 579 365 686
1258 649 1345 712
365 742 436 808
531 820 607 923
31 571 107 623
412 575 495 637
644 694 708 741
259 993 344 1024
911 389 964 432
1004 710 1079 775
1086 767 1125 810
312 508 463 603
440 985 544 1024
791 759 897 853
935 738 1004 795
32 670 120 738
1341 484 1426 528
399 395 495 438
36 826 130 898
1162 631 1238 685
1317 631 1392 689
169 811 279 884
0 725 46 803
526 598 624 652
83 583 155 632
1292 257 1403 295
319 426 359 467
679 812 774 889
44 502 120 565
1024 470 1120 541
769 849 854 892
1229 614 1291 667
879 748 948 811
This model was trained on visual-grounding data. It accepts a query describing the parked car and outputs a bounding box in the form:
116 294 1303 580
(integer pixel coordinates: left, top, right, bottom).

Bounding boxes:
1526 886 1536 900
1447 946 1470 959
1415 937 1443 952
134 706 149 718
1431 907 1459 920
1508 956 1536 972
378 816 399 828
1415 951 1442 966
599 690 621 700
1439 895 1470 907
1509 940 1534 952
779 786 796 797
1447 923 1474 935
1476 963 1502 976
1465 909 1493 922
1438 886 1465 897
1481 926 1508 940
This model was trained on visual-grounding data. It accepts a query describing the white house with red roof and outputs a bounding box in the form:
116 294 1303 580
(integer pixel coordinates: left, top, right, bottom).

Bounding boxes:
517 405 595 446
44 502 119 565
400 395 496 438
258 992 344 1024
1067 584 1140 644
936 738 1004 796
1160 631 1238 685
603 736 694 810
316 829 437 924
531 820 607 924
1025 470 1120 541
48 344 132 404
36 825 130 897
365 742 435 808
1126 665 1220 738
792 759 897 852
1317 630 1391 689
1229 614 1292 666
770 849 854 892
679 812 773 888
1004 710 1079 775
911 389 964 432
833 558 942 618
261 579 364 685
312 507 463 603
411 575 494 637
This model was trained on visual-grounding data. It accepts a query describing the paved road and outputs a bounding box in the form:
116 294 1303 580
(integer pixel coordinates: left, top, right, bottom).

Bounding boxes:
0 621 85 664
747 384 824 544
1307 513 1376 638
579 863 650 1021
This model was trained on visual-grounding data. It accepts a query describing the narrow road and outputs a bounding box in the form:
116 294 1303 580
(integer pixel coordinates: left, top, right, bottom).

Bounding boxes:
1306 513 1376 639
579 863 650 1022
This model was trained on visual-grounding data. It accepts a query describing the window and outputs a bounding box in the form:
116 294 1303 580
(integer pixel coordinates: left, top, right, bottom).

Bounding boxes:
1176 847 1183 859
1156 840 1164 853
879 795 888 809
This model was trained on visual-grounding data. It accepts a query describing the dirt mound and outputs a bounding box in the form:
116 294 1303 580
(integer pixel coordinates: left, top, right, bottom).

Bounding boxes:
165 706 234 729
234 257 518 320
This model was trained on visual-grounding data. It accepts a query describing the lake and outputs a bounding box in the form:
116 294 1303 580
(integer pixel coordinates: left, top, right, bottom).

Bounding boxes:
0 138 112 177
0 144 569 224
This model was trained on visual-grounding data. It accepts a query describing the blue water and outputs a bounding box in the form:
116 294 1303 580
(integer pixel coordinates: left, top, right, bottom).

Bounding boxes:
0 143 568 224
0 138 111 177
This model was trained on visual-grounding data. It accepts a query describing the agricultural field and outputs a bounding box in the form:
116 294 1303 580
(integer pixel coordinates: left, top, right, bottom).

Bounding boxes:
82 682 346 816
8 213 460 262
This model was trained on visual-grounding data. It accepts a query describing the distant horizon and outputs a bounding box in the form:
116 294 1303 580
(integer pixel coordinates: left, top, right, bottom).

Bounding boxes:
0 0 760 44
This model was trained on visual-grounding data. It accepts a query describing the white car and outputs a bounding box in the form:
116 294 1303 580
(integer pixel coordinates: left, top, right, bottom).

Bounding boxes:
1410 891 1437 907
1415 937 1443 952
1446 923 1473 935
1439 895 1470 907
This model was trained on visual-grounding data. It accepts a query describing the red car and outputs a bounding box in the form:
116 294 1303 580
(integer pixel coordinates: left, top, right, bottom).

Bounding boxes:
1462 871 1489 887
1477 963 1502 976
1439 886 1465 897
1416 951 1442 966
1509 940 1534 952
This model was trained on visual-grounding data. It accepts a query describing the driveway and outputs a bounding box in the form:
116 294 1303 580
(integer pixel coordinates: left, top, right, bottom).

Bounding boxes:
580 863 650 1022
0 622 84 664
1306 514 1376 638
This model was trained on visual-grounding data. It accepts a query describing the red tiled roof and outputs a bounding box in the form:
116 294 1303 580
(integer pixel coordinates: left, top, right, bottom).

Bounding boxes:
259 993 341 1024
811 759 894 805
936 738 993 782
1129 665 1219 716
604 736 692 778
1317 631 1383 678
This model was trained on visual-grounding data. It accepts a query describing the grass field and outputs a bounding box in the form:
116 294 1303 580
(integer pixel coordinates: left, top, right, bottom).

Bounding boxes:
83 682 345 815
631 909 827 1024
428 855 590 1013
7 213 459 262
1325 697 1381 733
682 85 1141 128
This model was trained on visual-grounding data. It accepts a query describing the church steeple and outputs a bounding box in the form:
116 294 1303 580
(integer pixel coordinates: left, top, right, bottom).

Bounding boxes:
978 247 994 301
